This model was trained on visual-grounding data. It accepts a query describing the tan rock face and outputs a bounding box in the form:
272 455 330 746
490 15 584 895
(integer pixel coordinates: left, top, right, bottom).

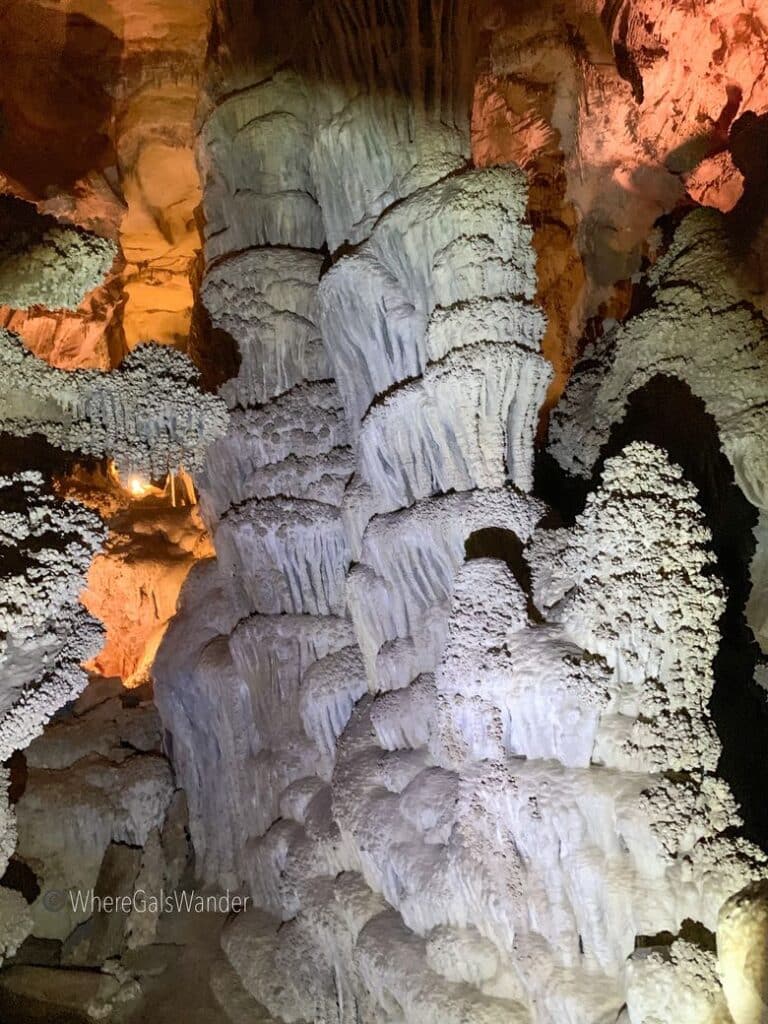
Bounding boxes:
471 0 768 410
69 474 214 686
0 0 210 367
112 0 210 350
82 520 212 686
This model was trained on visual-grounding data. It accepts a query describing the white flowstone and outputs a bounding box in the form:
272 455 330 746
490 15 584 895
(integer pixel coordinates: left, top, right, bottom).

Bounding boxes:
549 208 768 655
153 560 254 888
215 497 349 617
550 210 768 515
0 329 228 477
199 382 352 524
200 447 765 1024
202 248 330 410
156 39 768 1022
530 442 726 773
356 342 550 517
319 167 544 426
299 645 368 774
311 93 468 251
199 71 324 259
347 487 544 687
432 559 611 769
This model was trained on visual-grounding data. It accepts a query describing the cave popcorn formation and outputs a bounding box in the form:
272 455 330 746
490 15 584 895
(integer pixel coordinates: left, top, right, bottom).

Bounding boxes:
0 1 768 1022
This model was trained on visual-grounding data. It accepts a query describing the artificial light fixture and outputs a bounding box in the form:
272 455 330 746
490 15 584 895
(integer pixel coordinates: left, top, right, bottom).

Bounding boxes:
126 475 151 498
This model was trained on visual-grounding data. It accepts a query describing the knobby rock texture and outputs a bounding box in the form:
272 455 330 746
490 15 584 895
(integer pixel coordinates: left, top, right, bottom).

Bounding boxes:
0 1 767 1023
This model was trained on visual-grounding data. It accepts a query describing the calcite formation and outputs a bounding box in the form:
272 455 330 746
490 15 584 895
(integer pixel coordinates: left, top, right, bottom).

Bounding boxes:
0 329 227 477
549 206 768 656
0 472 104 965
202 248 330 410
151 4 768 1014
0 201 118 312
0 473 105 760
0 674 194 1024
168 444 763 1024
2 2 768 1022
718 881 768 1024
0 197 123 370
14 681 180 945
549 209 768 509
0 195 227 476
0 127 226 1010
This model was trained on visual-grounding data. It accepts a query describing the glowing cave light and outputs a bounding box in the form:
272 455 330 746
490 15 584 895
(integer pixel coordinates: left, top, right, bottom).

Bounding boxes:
127 475 151 498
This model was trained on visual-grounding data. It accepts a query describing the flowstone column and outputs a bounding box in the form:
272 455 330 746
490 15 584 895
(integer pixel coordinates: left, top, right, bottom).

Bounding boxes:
154 4 551 1020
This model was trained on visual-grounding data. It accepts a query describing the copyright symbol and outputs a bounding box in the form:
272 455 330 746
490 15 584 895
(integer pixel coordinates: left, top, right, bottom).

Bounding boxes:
42 889 65 912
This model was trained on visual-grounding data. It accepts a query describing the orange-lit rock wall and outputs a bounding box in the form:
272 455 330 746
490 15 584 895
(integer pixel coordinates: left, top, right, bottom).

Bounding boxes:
0 0 210 367
81 503 213 685
112 0 210 350
54 464 213 686
472 0 768 410
0 273 124 370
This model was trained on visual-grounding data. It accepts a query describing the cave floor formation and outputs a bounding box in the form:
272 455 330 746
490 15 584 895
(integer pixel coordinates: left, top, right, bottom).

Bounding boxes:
0 2 768 1023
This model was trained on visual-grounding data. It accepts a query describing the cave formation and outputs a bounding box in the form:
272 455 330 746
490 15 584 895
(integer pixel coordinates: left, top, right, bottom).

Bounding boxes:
0 1 767 1022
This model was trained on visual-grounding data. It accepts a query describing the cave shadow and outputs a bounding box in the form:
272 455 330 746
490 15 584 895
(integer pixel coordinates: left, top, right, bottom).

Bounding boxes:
0 2 121 196
464 526 544 623
0 431 87 481
727 110 768 255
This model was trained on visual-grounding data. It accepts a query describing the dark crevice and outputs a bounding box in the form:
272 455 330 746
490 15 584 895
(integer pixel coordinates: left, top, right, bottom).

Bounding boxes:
4 749 27 805
0 855 40 904
635 919 717 953
464 526 543 623
0 432 91 483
